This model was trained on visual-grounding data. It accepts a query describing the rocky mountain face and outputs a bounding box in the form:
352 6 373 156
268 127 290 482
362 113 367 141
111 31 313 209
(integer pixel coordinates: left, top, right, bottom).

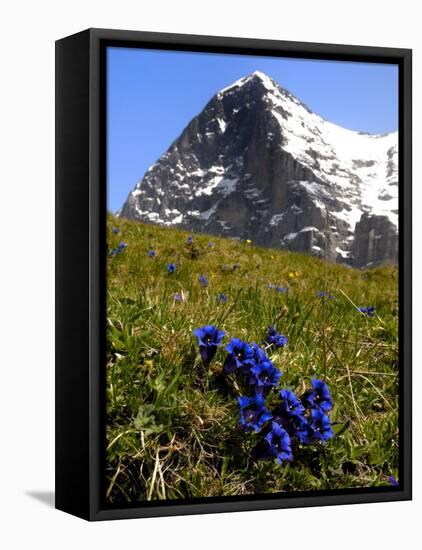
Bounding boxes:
120 71 398 268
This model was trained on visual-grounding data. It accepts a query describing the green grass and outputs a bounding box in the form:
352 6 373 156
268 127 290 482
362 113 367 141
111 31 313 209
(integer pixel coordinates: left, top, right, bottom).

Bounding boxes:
106 214 399 503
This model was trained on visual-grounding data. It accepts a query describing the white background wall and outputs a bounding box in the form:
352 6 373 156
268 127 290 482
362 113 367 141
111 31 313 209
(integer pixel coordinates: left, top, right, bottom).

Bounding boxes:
0 1 419 548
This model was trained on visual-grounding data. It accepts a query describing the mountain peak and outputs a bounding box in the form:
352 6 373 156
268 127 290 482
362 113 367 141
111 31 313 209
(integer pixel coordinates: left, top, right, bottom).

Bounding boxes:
248 70 274 82
120 71 398 269
218 70 277 96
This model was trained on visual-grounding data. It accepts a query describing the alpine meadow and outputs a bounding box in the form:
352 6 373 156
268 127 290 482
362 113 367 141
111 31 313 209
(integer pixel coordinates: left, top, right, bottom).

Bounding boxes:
105 217 399 503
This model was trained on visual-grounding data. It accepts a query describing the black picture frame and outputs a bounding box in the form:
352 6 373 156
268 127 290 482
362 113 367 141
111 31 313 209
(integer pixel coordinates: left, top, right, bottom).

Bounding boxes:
55 27 412 521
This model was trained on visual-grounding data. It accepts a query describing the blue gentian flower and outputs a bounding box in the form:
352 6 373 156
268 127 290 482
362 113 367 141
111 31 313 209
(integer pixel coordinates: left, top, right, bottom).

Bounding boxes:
273 390 307 440
264 326 288 348
250 342 268 364
254 422 293 464
118 241 127 249
248 344 281 393
359 306 375 317
167 262 177 273
199 274 208 287
277 389 305 418
294 417 313 444
193 325 225 365
173 292 183 302
303 408 334 443
249 359 282 394
302 379 333 412
147 250 155 257
388 475 399 487
186 235 193 244
223 338 254 373
217 293 228 303
112 227 119 235
238 395 272 433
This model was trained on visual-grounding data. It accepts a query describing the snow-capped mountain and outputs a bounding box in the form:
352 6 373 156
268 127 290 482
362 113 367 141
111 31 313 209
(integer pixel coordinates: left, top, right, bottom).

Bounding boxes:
120 71 398 268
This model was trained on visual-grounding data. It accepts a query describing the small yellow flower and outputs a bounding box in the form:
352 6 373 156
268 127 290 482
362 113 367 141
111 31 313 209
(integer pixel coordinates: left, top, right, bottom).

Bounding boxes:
270 255 275 260
288 271 295 278
246 239 252 245
295 271 300 277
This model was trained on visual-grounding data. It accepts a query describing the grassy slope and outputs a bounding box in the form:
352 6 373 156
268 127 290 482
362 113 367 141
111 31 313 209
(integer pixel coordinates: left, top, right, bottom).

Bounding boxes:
106 214 399 503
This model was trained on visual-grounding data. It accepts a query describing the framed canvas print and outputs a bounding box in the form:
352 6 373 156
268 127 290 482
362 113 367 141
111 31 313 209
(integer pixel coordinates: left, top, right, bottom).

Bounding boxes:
55 28 412 521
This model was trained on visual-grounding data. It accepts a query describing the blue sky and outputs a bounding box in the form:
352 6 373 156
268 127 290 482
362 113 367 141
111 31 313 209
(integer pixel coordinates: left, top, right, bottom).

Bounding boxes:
107 47 398 212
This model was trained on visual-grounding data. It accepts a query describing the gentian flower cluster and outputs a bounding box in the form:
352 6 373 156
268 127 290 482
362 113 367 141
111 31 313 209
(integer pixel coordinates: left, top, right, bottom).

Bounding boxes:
217 293 228 304
192 325 334 467
147 250 156 257
167 262 177 273
253 379 334 464
273 379 334 445
222 336 288 461
109 241 128 256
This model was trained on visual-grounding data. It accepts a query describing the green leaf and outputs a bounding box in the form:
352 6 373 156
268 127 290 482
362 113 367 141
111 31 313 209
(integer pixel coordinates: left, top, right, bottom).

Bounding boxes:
134 404 164 436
